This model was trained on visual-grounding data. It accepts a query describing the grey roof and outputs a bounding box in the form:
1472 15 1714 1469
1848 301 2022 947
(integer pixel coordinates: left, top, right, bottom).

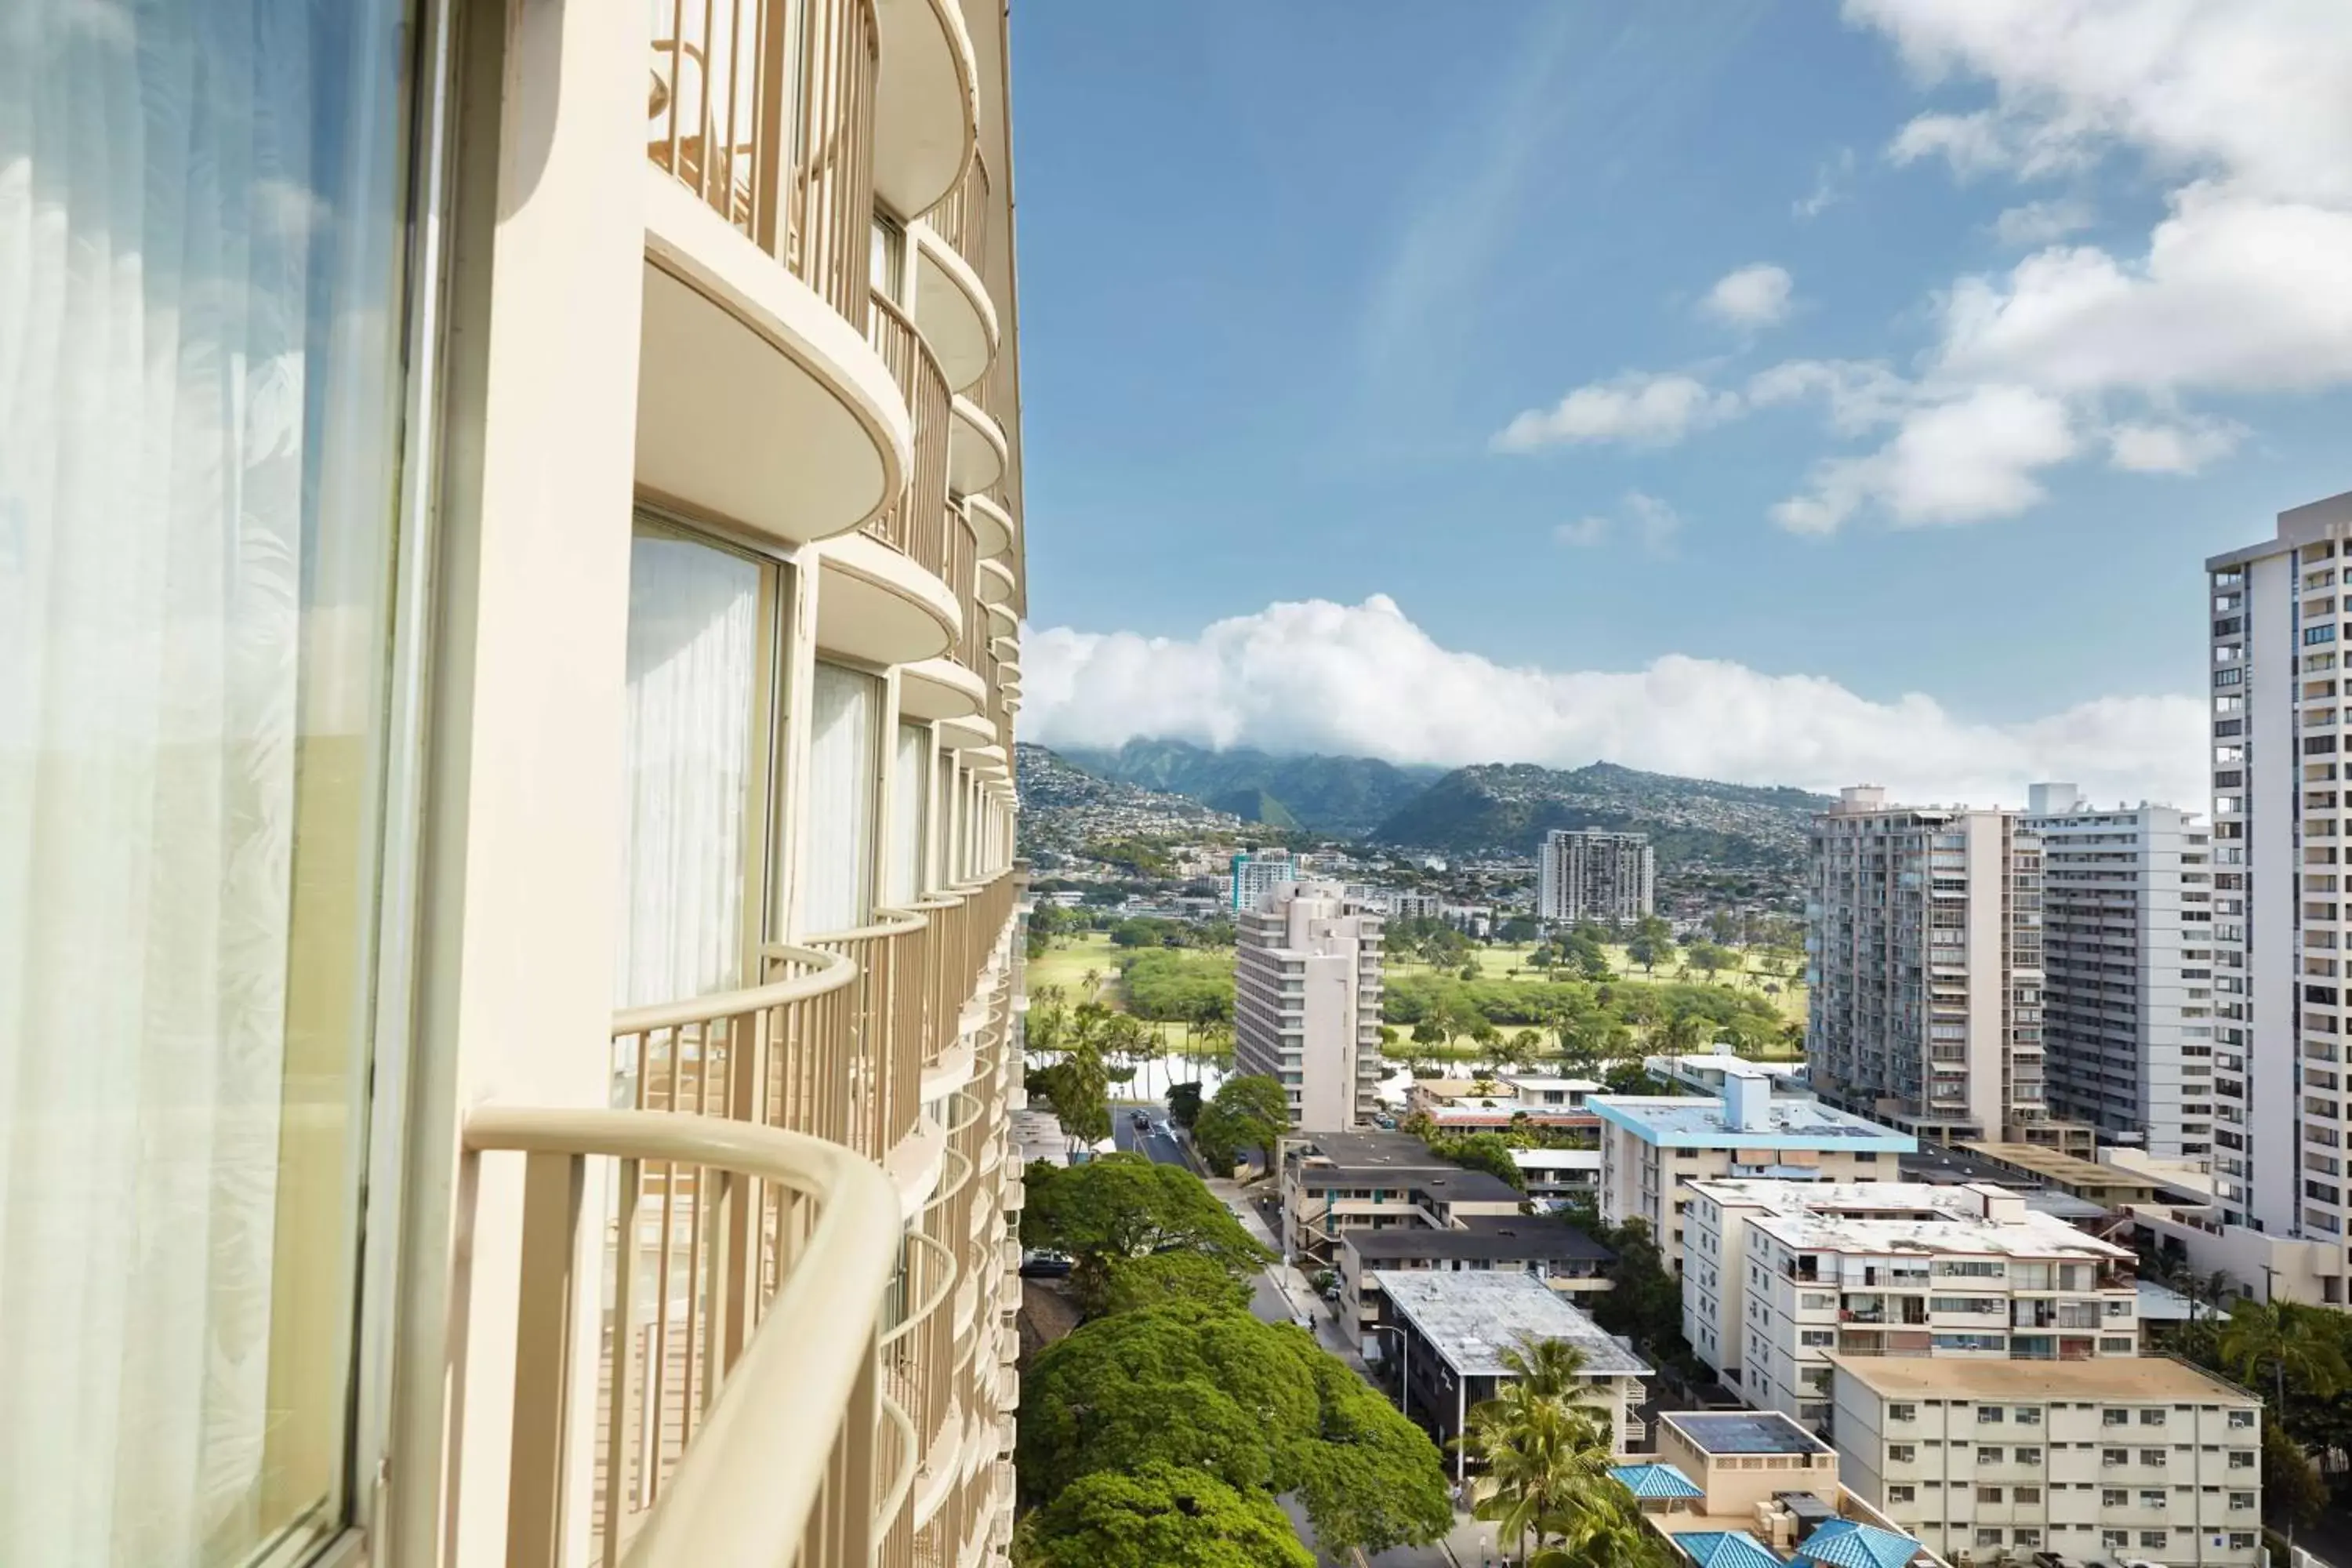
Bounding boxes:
1373 1269 1651 1379
1343 1215 1615 1265
1665 1410 1833 1457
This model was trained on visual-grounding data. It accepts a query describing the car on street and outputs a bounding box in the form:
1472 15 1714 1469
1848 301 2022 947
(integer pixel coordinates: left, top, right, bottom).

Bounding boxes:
1018 1249 1074 1279
1129 1110 1151 1130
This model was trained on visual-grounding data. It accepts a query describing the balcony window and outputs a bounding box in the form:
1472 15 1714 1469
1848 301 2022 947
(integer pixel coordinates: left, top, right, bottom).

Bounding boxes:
891 722 931 903
619 524 770 1007
1 1 422 1559
804 662 884 933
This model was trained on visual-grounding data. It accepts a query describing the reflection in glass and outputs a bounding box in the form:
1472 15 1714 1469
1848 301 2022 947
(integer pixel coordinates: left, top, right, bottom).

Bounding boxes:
0 0 417 1561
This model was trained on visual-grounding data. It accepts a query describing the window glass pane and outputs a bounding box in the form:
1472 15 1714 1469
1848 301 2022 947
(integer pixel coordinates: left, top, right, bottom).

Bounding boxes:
0 0 417 1559
615 527 763 1014
890 722 928 905
804 663 880 933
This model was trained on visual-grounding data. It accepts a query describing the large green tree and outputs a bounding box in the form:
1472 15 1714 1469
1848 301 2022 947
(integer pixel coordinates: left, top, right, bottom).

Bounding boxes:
1012 1462 1313 1568
1019 1305 1452 1557
2216 1298 2350 1414
1191 1073 1290 1175
1020 1155 1268 1316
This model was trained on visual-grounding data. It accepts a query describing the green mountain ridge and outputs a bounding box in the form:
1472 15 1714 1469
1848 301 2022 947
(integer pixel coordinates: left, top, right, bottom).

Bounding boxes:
1025 741 1832 873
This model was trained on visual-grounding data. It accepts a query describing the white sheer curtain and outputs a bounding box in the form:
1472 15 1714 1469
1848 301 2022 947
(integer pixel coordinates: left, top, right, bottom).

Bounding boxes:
615 531 762 1014
889 723 928 906
802 664 880 935
0 0 411 1560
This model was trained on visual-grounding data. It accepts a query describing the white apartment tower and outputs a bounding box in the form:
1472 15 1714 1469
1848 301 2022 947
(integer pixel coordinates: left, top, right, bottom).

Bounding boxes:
1537 828 1657 925
1236 881 1386 1129
2023 784 2215 1159
2205 488 2352 1247
1809 789 2072 1150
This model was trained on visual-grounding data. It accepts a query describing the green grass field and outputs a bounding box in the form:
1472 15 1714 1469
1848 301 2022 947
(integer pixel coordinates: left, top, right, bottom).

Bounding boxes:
1385 940 1809 1023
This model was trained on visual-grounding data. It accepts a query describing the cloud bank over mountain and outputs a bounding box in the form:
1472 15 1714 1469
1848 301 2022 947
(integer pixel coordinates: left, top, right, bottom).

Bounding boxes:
1023 596 2205 811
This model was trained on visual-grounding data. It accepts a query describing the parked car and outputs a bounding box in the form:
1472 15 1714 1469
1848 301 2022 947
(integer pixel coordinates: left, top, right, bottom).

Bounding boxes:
1018 1250 1074 1279
1130 1110 1151 1130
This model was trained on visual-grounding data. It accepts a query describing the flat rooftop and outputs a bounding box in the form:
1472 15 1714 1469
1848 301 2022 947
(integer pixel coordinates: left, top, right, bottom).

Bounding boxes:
1746 1207 2132 1261
1343 1214 1614 1265
1826 1354 2256 1403
1902 1141 2206 1208
1690 1179 2005 1217
1591 1095 1917 1152
1960 1141 2162 1189
1290 1128 1472 1175
1664 1410 1832 1457
1374 1269 1651 1380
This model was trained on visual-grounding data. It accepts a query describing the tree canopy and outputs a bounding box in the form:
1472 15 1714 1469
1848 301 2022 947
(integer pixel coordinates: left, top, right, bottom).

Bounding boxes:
1191 1073 1291 1176
1018 1304 1453 1557
1019 1155 1269 1316
1011 1461 1313 1568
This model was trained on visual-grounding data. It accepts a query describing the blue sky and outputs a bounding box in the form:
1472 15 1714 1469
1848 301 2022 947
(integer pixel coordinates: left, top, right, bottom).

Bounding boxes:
1008 2 2352 804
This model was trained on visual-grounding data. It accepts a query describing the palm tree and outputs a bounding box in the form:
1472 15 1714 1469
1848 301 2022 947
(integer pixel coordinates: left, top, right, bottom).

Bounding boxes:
1458 1338 1619 1561
2218 1298 2350 1414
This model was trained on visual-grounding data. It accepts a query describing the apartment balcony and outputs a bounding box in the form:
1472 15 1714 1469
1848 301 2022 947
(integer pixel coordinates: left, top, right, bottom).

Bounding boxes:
912 153 1000 392
463 1103 907 1568
641 0 914 546
965 488 1017 562
818 293 961 665
873 0 979 220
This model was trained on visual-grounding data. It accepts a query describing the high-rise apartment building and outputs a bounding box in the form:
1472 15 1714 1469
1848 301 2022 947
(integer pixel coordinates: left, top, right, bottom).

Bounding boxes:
5 5 1028 1563
1809 789 2076 1151
2205 490 2352 1257
1231 847 1314 911
2023 783 2215 1158
1536 828 1657 925
1236 881 1386 1129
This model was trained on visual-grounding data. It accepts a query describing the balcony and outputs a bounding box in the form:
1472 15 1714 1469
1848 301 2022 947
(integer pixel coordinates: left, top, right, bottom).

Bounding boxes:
873 0 978 220
912 154 1000 392
817 292 960 665
641 0 913 546
462 1105 904 1567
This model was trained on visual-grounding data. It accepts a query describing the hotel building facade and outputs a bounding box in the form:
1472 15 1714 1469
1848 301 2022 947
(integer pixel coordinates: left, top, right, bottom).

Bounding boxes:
3 4 1029 1566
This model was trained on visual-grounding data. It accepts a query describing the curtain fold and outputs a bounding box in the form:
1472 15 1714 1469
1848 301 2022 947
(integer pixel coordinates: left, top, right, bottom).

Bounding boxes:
802 663 880 935
0 1 412 1560
615 531 761 1014
890 721 927 906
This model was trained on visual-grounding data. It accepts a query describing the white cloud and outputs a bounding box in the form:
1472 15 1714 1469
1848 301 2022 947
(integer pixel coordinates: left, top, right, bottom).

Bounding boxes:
1744 358 1911 435
1939 183 2352 395
1773 384 2077 535
1992 197 2096 245
1492 371 1743 451
1794 147 1857 219
1701 263 1795 328
1554 515 1610 548
1847 0 2352 205
2105 415 2245 474
1023 596 2207 808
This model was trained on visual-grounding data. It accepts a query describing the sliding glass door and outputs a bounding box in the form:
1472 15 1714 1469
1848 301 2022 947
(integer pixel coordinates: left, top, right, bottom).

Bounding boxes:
0 1 423 1561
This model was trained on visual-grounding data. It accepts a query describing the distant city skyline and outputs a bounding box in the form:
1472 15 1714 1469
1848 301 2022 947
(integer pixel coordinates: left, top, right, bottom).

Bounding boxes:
1012 3 2352 808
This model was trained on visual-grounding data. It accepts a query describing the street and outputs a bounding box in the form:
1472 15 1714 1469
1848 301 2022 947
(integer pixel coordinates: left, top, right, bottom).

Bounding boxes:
1108 1105 1188 1165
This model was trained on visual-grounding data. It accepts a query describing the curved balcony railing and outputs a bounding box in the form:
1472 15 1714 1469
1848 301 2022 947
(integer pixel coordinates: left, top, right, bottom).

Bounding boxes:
463 1106 898 1568
880 1225 959 1502
866 292 951 579
800 912 931 1158
949 504 985 680
923 149 989 282
648 0 879 332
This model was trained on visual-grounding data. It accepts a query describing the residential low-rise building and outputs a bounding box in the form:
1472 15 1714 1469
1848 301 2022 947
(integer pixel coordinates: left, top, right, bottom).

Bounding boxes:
1830 1356 2263 1568
1593 1074 1918 1276
1277 1130 1523 1266
1650 1051 1816 1101
1372 1269 1652 1470
1682 1181 2139 1430
1339 1214 1613 1348
1515 1145 1602 1202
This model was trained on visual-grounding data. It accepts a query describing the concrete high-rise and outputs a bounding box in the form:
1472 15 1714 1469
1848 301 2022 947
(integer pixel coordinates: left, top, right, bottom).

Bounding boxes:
1807 788 2079 1152
2023 783 2214 1159
1536 828 1656 925
2205 491 2352 1261
1236 881 1386 1130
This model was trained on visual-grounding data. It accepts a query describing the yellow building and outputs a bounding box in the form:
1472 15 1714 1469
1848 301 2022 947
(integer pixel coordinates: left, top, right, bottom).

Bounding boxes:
2 3 1027 1565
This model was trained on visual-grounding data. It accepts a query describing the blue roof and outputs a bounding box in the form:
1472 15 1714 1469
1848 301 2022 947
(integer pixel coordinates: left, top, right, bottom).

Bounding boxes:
1675 1533 1785 1568
1609 1463 1704 1499
1588 1095 1917 1152
1793 1520 1923 1568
